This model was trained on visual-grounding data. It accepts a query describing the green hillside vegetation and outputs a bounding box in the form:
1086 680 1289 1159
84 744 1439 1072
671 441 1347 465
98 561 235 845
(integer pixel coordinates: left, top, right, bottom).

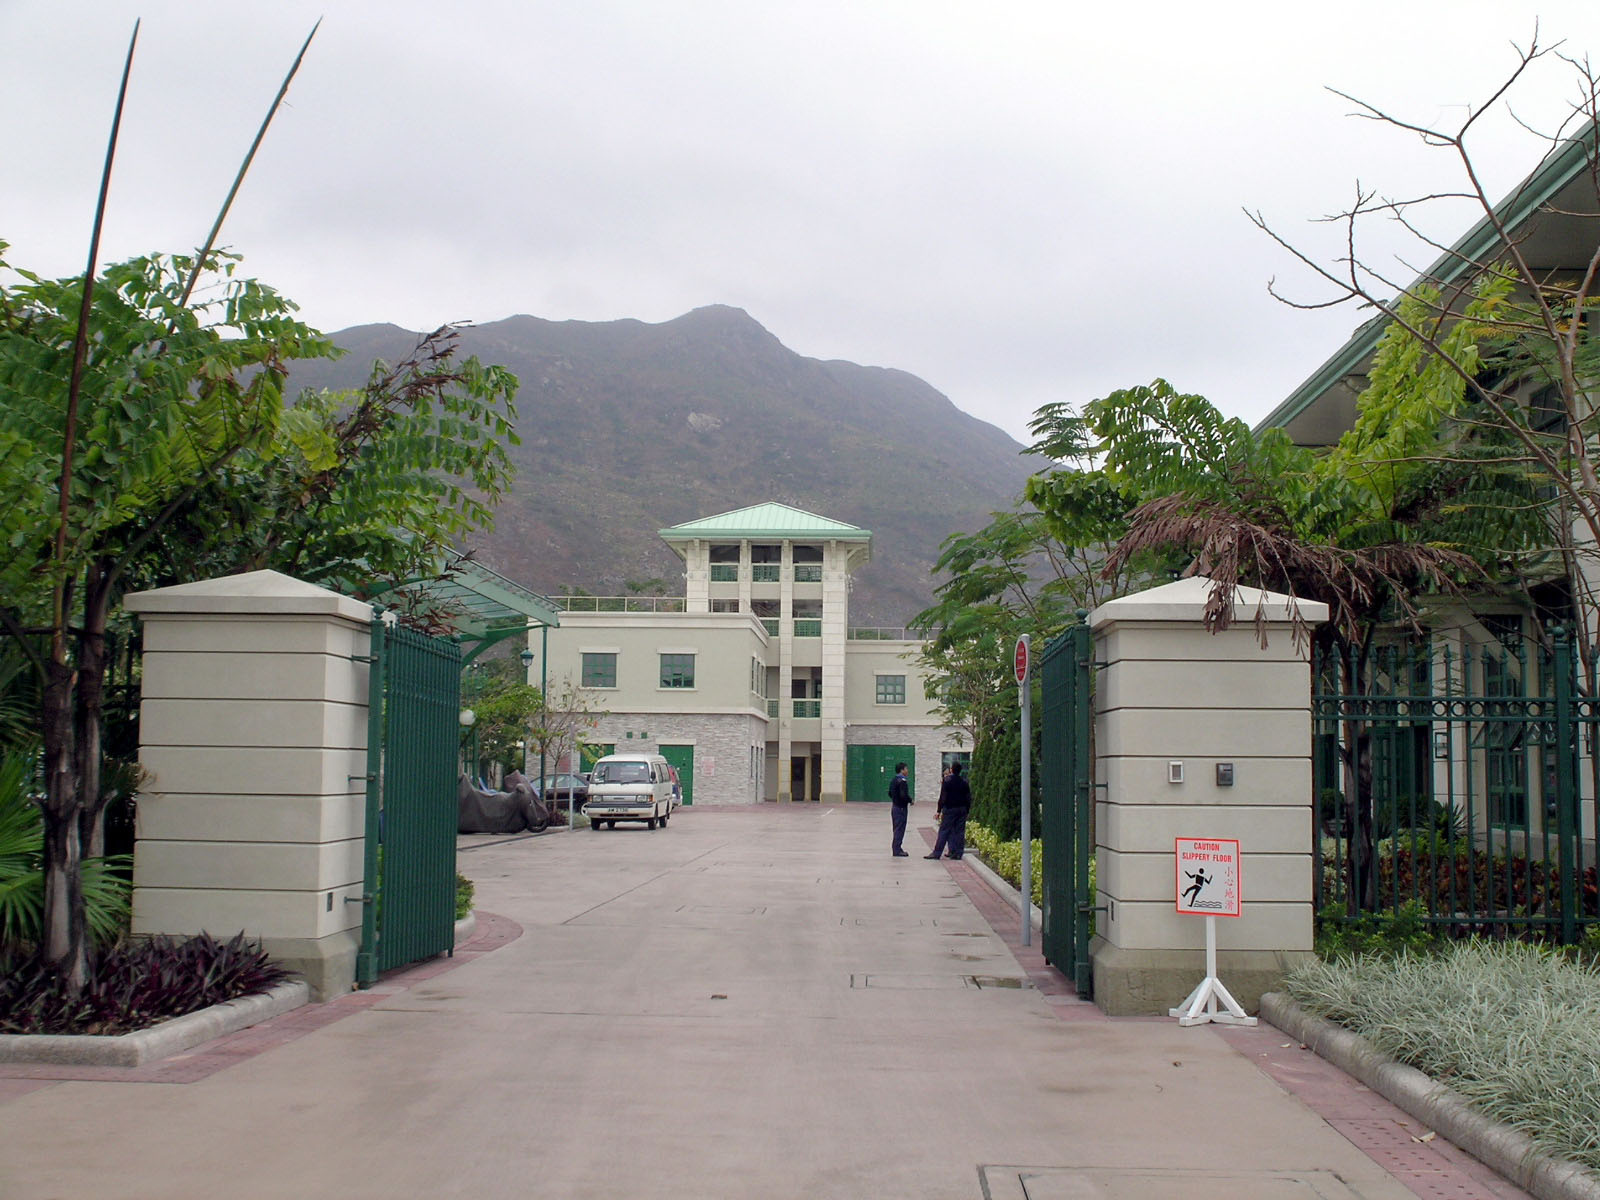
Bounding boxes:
292 306 1043 623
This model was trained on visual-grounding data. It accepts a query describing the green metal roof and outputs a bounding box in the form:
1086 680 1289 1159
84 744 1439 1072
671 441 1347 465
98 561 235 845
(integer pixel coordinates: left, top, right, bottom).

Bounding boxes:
659 502 872 542
1258 118 1600 437
418 558 562 633
378 558 561 663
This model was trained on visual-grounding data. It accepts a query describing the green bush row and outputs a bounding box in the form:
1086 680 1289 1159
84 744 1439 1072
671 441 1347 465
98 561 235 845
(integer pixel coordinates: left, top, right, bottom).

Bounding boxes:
965 824 1044 908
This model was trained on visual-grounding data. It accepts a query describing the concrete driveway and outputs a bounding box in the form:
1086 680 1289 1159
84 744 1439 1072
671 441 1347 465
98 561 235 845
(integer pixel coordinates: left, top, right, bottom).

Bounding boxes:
0 804 1484 1198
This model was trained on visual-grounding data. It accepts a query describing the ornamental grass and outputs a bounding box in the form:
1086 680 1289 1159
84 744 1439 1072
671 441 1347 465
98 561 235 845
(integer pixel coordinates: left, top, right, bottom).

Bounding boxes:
1285 941 1600 1170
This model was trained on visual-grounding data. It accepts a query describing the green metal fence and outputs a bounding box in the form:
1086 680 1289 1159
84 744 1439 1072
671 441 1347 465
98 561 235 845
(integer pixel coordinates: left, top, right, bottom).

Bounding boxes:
1040 618 1096 995
1313 628 1599 944
359 616 463 984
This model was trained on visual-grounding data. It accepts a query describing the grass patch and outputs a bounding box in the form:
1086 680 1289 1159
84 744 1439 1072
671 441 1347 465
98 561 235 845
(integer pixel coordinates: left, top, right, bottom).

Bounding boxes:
1285 941 1600 1170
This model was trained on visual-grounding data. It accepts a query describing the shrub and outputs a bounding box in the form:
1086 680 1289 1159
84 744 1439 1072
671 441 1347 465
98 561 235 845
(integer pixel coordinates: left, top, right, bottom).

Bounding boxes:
0 748 130 953
966 823 1045 908
1315 899 1444 959
455 872 475 922
0 931 290 1036
1286 941 1600 1170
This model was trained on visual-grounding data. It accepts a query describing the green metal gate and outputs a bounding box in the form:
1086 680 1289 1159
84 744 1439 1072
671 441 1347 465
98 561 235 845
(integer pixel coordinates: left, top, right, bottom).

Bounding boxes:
847 744 914 802
359 616 463 984
1040 618 1095 996
660 744 695 805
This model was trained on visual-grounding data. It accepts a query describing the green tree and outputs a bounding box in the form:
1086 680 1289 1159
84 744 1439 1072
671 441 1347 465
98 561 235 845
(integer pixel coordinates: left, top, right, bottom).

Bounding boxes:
0 248 519 991
1249 35 1600 655
912 408 1181 826
1069 341 1543 905
0 247 334 990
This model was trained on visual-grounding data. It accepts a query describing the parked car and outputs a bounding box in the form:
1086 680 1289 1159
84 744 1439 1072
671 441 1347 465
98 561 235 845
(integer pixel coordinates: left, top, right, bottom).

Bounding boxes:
583 754 675 830
532 773 589 811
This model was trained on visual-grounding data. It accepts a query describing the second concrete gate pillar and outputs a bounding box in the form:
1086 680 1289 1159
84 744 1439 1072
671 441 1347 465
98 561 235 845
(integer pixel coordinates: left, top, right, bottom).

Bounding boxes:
1088 576 1325 1016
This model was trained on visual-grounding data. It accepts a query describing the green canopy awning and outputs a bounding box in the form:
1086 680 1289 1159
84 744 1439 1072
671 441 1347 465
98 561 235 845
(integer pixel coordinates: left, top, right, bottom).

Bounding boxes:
382 558 560 663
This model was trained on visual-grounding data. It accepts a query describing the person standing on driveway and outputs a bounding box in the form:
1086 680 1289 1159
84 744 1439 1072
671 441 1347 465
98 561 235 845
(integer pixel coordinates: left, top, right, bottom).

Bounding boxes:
926 760 972 860
888 762 912 856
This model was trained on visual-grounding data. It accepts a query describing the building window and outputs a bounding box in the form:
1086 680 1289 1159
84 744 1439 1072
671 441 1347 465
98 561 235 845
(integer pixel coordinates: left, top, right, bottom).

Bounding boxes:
660 653 696 689
712 598 741 613
581 652 617 688
876 674 906 704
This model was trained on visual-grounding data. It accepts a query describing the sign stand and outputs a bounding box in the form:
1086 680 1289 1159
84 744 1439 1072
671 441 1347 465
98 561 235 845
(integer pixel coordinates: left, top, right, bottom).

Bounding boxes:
1168 915 1256 1026
1170 836 1255 1027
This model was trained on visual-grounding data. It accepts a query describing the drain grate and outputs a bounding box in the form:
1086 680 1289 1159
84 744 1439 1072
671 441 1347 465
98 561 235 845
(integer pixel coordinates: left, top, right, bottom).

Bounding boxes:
980 1164 1370 1199
848 974 1032 990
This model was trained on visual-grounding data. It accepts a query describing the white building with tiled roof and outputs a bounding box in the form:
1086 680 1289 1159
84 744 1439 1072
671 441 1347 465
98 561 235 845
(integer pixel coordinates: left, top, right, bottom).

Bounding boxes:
526 502 966 806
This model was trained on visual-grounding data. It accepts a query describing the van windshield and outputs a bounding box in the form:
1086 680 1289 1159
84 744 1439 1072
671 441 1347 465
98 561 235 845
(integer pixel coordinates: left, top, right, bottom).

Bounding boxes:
592 761 651 784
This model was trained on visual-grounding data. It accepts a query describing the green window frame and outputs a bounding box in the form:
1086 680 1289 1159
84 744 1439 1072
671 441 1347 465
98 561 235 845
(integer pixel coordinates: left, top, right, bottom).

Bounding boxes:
660 653 696 689
581 652 617 688
876 674 906 704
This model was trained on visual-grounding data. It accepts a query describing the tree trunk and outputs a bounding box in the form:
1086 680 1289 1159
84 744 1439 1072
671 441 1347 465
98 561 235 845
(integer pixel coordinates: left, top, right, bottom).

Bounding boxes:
75 564 112 860
39 651 88 993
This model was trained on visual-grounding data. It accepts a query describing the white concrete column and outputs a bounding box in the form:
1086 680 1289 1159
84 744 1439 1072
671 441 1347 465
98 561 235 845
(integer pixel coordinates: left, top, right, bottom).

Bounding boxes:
819 540 850 803
1088 576 1325 1016
125 570 374 999
738 538 752 615
776 542 795 801
684 539 709 612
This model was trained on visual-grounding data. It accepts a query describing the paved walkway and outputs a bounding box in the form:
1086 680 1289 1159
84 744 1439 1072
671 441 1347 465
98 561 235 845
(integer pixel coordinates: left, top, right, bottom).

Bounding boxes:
0 804 1528 1199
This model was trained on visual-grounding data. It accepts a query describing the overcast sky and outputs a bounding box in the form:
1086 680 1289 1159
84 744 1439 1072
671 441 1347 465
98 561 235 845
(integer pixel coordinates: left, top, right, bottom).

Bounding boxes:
7 2 1600 444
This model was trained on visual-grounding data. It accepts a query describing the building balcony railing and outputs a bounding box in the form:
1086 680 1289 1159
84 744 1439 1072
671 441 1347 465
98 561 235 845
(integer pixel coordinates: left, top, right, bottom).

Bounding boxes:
760 618 780 637
751 564 780 583
792 700 821 718
793 619 822 638
793 564 822 583
848 627 911 640
556 596 687 613
709 564 739 582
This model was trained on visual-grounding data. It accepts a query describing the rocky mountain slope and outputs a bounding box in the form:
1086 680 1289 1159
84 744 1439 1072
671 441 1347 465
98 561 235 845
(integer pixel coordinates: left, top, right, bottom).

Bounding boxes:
298 306 1042 624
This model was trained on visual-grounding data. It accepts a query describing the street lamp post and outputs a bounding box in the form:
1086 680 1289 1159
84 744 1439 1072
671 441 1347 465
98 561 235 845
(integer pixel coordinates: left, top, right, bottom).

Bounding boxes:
459 707 477 783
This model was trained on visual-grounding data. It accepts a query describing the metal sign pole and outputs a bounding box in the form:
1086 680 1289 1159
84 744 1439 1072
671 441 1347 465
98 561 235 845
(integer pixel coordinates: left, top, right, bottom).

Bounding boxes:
1017 635 1032 947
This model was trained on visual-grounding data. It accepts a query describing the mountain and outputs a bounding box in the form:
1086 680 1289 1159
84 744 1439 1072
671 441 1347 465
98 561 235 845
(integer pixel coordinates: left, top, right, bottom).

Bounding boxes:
294 306 1042 624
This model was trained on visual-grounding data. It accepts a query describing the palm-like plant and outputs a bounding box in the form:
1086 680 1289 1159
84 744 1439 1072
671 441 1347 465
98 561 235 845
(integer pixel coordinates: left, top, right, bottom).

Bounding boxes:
0 748 130 953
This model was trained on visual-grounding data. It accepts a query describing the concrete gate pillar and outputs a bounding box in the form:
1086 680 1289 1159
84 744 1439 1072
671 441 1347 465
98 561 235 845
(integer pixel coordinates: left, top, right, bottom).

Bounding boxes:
124 570 374 999
1088 576 1325 1016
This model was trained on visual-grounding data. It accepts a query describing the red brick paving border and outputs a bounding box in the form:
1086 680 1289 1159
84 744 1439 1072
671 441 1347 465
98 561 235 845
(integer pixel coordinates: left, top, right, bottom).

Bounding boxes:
935 832 1533 1200
0 911 522 1095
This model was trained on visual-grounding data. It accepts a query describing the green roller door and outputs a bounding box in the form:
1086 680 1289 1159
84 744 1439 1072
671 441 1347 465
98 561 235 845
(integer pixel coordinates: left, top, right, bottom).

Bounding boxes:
660 744 694 804
846 744 913 803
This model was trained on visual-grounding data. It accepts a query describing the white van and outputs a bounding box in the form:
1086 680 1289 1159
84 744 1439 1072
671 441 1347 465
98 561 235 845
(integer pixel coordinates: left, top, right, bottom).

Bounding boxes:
583 754 679 830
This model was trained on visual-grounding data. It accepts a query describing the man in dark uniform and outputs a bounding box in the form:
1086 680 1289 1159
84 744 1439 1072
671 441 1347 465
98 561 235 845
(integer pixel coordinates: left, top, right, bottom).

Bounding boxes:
926 759 972 860
888 761 912 856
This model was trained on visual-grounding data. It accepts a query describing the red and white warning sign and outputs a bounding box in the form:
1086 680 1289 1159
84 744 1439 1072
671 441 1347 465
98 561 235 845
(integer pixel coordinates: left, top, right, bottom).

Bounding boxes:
1174 838 1241 917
